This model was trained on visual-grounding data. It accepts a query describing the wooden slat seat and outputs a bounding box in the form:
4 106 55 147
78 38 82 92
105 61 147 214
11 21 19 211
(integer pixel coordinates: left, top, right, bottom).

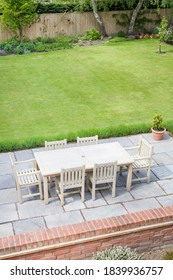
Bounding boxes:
55 166 85 206
120 137 153 183
9 153 43 203
88 161 117 200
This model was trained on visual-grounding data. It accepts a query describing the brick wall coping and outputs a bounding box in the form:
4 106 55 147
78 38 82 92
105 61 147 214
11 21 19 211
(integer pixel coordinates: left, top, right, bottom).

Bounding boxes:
1 206 173 259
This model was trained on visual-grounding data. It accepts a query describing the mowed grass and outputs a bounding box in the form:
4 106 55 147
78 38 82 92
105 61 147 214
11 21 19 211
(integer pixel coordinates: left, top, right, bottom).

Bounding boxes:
0 39 173 151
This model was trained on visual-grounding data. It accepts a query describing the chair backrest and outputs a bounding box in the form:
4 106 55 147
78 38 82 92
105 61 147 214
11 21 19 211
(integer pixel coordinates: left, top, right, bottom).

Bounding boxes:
138 138 153 158
45 139 67 150
77 135 98 146
93 162 117 184
60 166 85 189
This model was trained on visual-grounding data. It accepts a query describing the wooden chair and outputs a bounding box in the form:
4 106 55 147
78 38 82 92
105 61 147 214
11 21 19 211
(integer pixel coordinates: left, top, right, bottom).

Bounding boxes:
77 135 98 146
45 139 67 150
88 161 117 200
55 166 85 206
45 139 67 187
120 137 153 183
9 153 43 203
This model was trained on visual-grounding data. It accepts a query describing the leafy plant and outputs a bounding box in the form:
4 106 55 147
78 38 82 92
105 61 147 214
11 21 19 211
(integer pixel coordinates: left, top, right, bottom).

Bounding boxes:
152 114 164 131
82 29 101 40
164 251 173 260
157 17 168 53
117 31 126 37
15 44 25 54
92 246 142 260
0 0 37 42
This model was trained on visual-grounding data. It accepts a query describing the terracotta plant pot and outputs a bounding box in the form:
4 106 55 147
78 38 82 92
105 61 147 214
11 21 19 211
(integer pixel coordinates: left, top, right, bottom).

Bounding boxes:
151 127 166 140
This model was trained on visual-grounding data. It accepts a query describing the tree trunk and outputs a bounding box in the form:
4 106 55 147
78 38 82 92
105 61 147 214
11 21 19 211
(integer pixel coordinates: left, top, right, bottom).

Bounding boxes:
90 0 107 37
158 40 162 54
128 0 145 35
18 26 23 43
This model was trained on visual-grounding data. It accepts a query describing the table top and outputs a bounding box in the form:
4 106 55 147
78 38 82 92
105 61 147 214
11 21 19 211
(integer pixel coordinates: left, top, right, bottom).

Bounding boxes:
34 142 133 176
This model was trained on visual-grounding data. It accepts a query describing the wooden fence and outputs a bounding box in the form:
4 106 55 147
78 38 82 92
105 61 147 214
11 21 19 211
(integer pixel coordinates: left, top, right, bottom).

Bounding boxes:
0 9 172 41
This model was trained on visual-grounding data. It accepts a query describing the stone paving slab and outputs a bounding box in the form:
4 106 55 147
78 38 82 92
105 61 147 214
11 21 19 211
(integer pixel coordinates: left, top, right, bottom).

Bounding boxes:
123 198 161 213
156 195 173 207
13 217 46 235
81 203 127 221
63 194 86 212
157 179 173 194
14 149 34 161
32 147 45 153
84 191 107 208
0 188 18 204
99 137 133 148
17 198 64 219
128 135 142 145
130 182 165 200
45 211 84 228
0 174 16 190
152 153 173 166
153 141 173 154
0 204 18 223
0 223 14 238
101 187 134 204
151 165 173 180
0 153 11 164
0 162 13 175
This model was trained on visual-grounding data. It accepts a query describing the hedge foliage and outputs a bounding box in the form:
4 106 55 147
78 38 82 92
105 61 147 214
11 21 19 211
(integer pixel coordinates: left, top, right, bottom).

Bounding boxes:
35 1 161 14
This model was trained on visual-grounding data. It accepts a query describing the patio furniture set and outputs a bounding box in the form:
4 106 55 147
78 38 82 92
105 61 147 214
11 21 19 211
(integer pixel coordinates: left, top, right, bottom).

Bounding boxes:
9 136 153 206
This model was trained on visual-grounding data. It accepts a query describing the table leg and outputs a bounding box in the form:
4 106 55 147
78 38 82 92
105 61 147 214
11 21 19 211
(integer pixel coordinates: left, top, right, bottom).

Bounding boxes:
43 176 49 204
126 164 132 191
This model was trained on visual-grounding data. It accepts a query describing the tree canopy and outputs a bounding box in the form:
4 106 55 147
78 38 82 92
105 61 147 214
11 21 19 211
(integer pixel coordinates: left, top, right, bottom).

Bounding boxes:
0 0 37 41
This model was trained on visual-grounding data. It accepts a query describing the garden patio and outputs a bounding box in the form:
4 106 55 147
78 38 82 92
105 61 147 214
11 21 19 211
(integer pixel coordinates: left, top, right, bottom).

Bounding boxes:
0 132 173 239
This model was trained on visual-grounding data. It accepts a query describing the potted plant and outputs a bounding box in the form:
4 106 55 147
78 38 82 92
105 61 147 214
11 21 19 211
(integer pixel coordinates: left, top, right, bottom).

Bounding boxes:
151 114 166 140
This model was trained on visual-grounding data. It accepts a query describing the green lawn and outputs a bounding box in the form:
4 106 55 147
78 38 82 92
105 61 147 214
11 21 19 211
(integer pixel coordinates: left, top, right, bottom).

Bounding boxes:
0 39 173 151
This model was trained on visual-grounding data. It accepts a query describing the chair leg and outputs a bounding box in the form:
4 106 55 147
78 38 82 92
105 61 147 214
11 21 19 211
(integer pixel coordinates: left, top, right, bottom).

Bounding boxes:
112 181 116 198
38 179 43 200
18 187 23 203
147 167 151 183
92 183 96 200
81 186 85 202
60 185 64 206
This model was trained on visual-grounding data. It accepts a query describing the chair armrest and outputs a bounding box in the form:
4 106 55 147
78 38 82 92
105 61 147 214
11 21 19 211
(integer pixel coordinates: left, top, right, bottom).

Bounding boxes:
13 158 37 165
125 145 139 151
134 156 151 161
17 170 40 177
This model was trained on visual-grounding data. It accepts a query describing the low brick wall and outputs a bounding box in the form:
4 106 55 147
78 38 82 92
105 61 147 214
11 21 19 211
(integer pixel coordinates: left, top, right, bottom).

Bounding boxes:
1 206 173 260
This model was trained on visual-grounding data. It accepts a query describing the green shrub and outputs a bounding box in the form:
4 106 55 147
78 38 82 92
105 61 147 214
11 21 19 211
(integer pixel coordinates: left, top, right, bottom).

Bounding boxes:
164 251 173 260
24 42 36 52
15 44 25 54
117 31 126 37
92 246 142 260
4 43 14 54
82 29 101 41
35 37 57 44
34 43 46 52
